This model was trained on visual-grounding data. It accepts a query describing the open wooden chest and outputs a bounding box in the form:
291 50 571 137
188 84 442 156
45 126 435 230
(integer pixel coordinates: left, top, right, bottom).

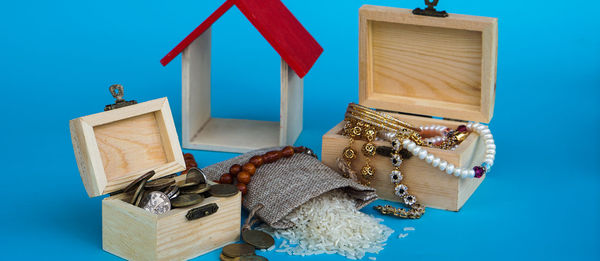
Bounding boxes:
322 5 498 211
69 93 241 260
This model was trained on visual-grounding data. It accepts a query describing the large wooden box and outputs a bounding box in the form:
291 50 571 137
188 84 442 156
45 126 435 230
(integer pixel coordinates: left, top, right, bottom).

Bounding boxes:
322 5 498 211
70 97 241 260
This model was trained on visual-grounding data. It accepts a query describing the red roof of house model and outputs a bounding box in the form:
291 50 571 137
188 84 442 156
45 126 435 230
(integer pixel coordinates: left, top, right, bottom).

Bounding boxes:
160 0 323 78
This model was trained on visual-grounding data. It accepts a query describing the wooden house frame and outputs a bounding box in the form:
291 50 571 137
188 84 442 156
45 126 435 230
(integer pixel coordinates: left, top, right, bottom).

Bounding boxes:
161 0 323 153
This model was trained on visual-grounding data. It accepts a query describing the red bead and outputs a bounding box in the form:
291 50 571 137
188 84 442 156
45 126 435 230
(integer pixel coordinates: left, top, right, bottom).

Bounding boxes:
219 173 233 184
242 163 256 175
229 164 242 176
249 156 264 168
281 146 294 158
236 183 247 195
237 171 251 184
457 125 468 132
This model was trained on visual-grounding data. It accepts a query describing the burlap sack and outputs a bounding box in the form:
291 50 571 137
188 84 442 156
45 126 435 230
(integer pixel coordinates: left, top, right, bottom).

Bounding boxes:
202 147 378 229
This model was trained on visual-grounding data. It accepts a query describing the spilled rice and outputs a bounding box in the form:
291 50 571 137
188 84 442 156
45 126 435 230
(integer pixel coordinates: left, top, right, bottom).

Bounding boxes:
258 190 394 259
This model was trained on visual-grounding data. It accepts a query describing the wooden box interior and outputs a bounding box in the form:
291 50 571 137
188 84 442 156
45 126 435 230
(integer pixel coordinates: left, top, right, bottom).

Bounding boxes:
359 5 497 123
70 98 186 197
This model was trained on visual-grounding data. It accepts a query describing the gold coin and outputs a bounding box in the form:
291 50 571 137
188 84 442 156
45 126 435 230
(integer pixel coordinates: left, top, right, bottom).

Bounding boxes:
124 170 155 193
222 243 255 258
171 194 204 208
180 183 210 194
242 230 274 249
144 178 175 191
130 181 146 205
185 167 207 185
210 184 239 197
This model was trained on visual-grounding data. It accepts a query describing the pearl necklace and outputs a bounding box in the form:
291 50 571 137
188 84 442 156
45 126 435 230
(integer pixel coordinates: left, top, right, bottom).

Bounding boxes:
380 122 495 179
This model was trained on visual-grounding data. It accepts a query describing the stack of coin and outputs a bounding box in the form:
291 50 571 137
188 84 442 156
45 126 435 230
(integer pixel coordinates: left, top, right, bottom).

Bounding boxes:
121 163 240 215
220 243 268 261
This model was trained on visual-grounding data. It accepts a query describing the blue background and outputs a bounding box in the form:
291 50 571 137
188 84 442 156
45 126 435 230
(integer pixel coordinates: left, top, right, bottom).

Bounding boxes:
1 0 599 260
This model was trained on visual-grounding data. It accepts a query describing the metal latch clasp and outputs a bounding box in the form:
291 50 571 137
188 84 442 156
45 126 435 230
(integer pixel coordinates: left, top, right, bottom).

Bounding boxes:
104 84 137 111
186 203 219 221
413 0 448 18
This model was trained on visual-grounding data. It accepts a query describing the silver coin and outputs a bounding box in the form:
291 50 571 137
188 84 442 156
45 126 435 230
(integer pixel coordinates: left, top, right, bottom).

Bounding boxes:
140 191 171 215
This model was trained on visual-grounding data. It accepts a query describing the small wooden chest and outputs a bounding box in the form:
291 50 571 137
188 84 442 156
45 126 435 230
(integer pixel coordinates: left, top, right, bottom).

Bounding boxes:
70 96 241 260
322 5 498 211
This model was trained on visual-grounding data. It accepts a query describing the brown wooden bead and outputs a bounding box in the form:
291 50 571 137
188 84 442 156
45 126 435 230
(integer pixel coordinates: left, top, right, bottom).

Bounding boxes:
237 171 251 184
219 173 233 184
236 183 248 195
263 151 282 163
185 161 198 168
249 155 264 168
184 153 195 159
242 163 256 175
281 146 294 158
229 164 242 176
293 146 305 153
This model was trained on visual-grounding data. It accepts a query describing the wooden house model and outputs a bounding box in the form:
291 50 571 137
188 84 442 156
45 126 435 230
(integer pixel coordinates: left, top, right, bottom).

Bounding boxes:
161 0 323 153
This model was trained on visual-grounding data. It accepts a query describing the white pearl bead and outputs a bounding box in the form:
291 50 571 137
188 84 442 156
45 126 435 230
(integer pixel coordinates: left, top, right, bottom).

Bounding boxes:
485 159 494 167
413 147 422 154
402 139 411 146
486 154 495 161
432 157 440 167
486 149 496 155
485 139 495 145
487 144 496 150
460 169 470 178
481 129 491 135
467 123 473 129
472 123 480 129
453 168 462 176
418 150 427 159
439 161 448 171
468 169 475 178
407 143 416 151
446 164 455 174
484 134 493 140
476 125 485 132
425 154 434 163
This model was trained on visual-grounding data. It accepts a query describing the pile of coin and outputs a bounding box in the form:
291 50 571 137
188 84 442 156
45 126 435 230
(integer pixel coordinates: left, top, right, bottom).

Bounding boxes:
220 243 268 261
121 162 241 215
219 228 274 260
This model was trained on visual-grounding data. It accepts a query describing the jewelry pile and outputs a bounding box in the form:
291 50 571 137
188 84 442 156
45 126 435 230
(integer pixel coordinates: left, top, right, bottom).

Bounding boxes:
338 103 496 218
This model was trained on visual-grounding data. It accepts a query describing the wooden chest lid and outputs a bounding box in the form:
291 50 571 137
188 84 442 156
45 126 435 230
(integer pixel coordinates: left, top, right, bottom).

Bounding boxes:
359 5 498 123
70 97 186 197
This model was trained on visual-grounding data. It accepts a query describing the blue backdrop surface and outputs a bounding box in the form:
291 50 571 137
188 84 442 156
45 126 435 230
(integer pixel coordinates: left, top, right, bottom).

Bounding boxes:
1 0 599 260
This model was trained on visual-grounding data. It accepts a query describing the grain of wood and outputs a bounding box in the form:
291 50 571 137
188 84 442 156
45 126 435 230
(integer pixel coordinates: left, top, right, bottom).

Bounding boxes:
70 98 185 197
359 5 497 123
102 190 241 260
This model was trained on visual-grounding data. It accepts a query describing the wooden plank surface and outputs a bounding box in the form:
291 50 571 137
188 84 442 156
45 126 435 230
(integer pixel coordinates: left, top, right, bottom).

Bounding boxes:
188 118 280 153
279 58 303 145
71 98 185 197
181 29 212 151
359 5 497 123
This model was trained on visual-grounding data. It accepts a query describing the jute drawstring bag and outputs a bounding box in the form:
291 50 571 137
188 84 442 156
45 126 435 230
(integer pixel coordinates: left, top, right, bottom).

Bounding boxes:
201 147 378 229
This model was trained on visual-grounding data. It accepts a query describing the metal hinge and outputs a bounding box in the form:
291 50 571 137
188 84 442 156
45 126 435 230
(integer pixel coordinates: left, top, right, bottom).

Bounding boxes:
413 0 448 18
104 84 137 111
186 203 219 221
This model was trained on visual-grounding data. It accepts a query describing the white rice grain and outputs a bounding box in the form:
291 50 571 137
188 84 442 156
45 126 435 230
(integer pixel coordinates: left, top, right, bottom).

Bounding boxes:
258 190 393 259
